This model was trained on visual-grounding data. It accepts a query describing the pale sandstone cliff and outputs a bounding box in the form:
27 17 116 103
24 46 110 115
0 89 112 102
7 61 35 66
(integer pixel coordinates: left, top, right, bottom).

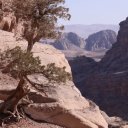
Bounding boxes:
0 30 108 128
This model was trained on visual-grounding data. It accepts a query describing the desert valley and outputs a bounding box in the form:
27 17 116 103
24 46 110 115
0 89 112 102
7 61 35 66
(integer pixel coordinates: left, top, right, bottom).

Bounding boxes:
0 0 128 128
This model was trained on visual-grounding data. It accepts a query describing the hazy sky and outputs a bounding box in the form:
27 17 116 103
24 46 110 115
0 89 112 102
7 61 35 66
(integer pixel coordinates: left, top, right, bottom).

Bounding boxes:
61 0 128 25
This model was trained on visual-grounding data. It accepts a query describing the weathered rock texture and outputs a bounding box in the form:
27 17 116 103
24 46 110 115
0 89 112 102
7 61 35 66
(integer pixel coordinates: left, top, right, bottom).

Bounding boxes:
46 31 116 61
24 74 108 128
0 30 108 128
101 111 128 128
70 17 128 120
0 72 108 128
0 30 71 73
85 30 117 51
51 32 85 50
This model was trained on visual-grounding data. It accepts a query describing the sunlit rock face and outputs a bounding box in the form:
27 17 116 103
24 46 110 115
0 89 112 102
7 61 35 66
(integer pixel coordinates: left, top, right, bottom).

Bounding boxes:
85 30 117 51
24 74 108 128
0 30 108 128
51 32 85 50
0 30 71 73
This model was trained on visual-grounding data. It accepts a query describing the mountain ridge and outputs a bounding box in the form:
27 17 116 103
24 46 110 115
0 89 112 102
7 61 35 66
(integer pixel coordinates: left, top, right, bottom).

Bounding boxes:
64 24 119 38
69 17 128 120
85 29 117 51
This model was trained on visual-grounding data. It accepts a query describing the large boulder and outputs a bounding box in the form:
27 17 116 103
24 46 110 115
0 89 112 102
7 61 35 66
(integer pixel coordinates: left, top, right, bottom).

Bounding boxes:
70 17 128 119
0 30 108 128
23 74 108 128
0 72 108 128
0 30 71 73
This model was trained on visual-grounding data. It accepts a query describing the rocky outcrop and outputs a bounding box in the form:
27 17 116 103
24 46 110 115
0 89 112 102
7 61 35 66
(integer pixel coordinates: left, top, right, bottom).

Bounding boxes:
64 24 119 39
0 30 71 73
0 73 108 128
24 74 108 128
85 30 117 51
70 17 128 120
0 30 108 128
99 18 128 73
101 111 128 128
47 31 116 61
51 32 85 50
41 30 117 61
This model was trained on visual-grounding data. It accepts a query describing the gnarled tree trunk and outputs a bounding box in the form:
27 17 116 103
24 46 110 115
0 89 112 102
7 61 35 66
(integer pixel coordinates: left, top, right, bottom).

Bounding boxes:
27 41 34 52
0 76 30 119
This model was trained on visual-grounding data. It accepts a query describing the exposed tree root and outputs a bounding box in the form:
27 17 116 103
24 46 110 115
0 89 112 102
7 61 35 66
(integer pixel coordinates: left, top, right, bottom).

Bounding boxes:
0 76 31 127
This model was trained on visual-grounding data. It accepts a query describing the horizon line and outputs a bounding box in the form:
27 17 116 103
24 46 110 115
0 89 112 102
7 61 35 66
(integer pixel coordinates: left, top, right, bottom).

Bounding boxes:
63 23 119 26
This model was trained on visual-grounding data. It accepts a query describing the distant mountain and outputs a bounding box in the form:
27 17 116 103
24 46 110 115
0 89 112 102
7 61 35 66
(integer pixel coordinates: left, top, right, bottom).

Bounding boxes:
64 24 119 38
52 32 85 51
69 18 128 120
40 26 118 61
85 30 117 51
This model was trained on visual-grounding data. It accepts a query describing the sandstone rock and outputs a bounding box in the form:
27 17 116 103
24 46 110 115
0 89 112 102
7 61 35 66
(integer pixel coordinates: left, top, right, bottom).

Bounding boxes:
101 111 128 128
23 74 108 128
121 125 128 128
0 30 71 73
50 32 85 50
85 30 116 51
0 72 108 128
0 30 108 128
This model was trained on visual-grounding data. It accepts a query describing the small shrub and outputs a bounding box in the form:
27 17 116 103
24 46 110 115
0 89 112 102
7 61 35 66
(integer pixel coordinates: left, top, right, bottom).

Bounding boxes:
0 46 72 83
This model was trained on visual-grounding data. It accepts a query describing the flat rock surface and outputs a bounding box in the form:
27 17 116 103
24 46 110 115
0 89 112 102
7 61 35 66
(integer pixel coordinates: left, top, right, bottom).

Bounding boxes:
0 30 108 128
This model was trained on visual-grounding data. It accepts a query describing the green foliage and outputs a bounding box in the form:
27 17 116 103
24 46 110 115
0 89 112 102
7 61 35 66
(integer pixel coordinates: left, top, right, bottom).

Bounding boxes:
0 46 72 83
1 0 71 51
0 46 41 74
43 63 72 83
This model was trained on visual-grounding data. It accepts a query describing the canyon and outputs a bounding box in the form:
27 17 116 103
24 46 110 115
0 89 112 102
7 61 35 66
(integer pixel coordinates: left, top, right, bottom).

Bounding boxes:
69 17 128 121
0 30 108 128
44 29 117 61
0 11 128 128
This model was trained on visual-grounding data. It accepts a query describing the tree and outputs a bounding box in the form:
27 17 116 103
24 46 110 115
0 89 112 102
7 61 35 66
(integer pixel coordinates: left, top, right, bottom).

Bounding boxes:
0 47 72 125
1 0 70 51
0 0 71 125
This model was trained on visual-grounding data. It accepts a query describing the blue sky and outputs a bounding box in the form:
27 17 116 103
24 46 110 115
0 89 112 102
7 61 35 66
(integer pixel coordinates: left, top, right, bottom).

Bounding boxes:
60 0 128 25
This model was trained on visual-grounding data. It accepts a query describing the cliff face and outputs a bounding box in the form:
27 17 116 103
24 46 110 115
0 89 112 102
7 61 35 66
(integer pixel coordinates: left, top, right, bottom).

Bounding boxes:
85 30 117 51
52 32 85 50
0 30 71 73
99 18 128 73
0 30 108 128
64 24 119 39
70 17 128 119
